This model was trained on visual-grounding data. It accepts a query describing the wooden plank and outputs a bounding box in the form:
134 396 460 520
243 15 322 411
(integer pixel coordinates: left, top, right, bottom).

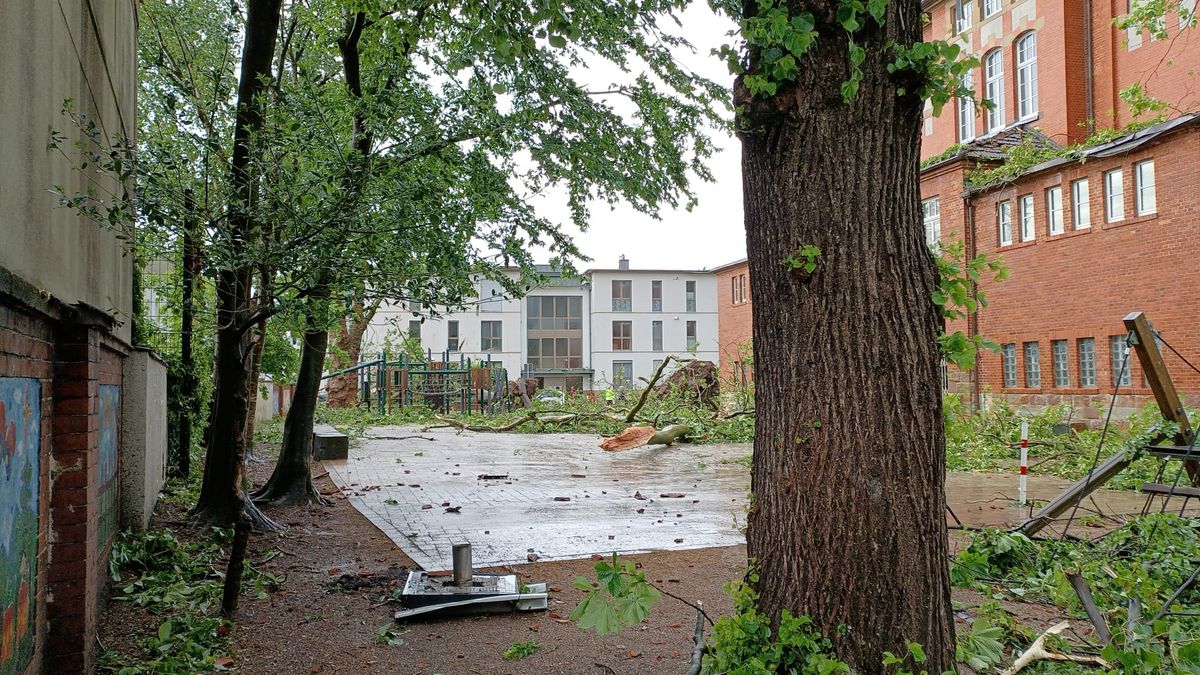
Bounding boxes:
1141 483 1200 499
1018 452 1132 535
1123 311 1198 483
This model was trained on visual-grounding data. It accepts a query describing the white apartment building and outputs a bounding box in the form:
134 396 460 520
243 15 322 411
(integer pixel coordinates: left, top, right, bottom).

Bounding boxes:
365 258 718 392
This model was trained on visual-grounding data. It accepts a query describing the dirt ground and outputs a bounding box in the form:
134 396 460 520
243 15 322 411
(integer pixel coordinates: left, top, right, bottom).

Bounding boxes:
98 439 1141 675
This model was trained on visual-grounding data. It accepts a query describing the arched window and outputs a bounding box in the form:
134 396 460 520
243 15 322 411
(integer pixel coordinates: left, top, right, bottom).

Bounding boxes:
1016 32 1038 119
957 70 976 142
984 49 1005 132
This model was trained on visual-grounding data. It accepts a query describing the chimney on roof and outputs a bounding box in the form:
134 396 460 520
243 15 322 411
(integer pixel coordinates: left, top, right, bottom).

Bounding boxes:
618 255 629 270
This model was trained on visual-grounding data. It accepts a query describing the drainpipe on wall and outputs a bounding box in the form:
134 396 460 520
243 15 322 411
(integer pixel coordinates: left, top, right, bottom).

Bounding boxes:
1084 0 1095 135
965 194 984 412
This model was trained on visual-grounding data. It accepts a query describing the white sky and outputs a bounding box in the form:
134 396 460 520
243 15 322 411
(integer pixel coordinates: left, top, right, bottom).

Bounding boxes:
529 4 746 272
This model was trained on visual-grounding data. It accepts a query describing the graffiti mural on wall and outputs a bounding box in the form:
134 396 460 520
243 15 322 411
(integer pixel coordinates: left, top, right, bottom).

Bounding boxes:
0 378 40 674
97 384 120 553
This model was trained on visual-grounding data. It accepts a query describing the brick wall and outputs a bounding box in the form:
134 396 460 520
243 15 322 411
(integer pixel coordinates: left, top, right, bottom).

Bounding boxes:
0 303 54 674
1 285 126 674
970 125 1200 413
715 261 753 384
922 0 1200 162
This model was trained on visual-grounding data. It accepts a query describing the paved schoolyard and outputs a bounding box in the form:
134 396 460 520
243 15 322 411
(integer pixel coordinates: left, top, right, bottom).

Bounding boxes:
323 426 751 571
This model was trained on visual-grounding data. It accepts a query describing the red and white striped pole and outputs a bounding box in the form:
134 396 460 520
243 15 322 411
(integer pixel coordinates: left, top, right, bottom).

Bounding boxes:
1018 420 1029 506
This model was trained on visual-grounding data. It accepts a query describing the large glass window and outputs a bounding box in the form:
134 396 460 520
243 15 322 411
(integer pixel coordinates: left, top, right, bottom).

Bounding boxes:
922 197 941 247
1024 341 1041 388
685 281 697 312
985 50 1005 132
1016 32 1038 119
1105 169 1125 222
447 320 459 352
956 0 974 32
983 0 1002 17
481 321 502 352
1002 343 1017 387
613 361 634 388
612 280 632 311
527 296 583 330
652 320 663 351
612 321 632 351
1078 337 1096 386
1135 160 1156 215
1052 340 1069 387
686 320 698 350
526 336 583 369
651 279 662 312
958 71 976 142
1072 179 1091 229
408 320 421 340
999 200 1013 246
1046 186 1063 235
1111 335 1132 386
1019 194 1036 241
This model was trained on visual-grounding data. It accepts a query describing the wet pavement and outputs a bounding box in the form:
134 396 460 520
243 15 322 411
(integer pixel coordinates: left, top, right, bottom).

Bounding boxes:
324 427 1200 570
323 426 751 571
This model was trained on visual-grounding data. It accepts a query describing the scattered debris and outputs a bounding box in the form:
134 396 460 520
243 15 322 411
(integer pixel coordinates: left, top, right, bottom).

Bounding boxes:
553 496 571 502
660 493 685 498
444 506 462 514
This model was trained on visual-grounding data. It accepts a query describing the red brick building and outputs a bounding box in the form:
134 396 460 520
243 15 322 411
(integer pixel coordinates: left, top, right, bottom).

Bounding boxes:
919 0 1200 413
717 0 1200 412
714 259 752 385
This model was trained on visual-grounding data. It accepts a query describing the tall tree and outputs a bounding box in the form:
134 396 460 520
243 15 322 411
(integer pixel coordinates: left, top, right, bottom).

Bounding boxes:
726 0 970 669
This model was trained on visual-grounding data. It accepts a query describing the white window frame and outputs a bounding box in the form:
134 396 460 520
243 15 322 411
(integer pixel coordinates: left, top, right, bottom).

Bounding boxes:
957 71 976 142
984 50 1005 132
1105 169 1125 222
922 197 942 248
998 200 1013 246
983 0 1002 17
1183 0 1198 28
1019 194 1036 241
1016 32 1038 120
1046 186 1063 235
956 0 974 33
1134 160 1156 215
1072 178 1091 229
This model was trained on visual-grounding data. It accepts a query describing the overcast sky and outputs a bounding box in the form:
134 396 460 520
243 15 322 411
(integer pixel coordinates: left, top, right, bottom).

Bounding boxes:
529 4 746 272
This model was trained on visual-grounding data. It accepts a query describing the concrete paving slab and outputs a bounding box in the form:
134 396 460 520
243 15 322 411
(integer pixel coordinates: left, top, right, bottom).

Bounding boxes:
323 426 752 571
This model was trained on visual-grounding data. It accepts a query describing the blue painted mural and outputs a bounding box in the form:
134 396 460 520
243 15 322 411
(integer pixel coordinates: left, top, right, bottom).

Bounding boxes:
97 385 120 553
0 378 40 673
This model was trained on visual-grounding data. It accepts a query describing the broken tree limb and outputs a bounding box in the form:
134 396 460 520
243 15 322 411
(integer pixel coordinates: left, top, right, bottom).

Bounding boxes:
999 621 1108 675
1066 572 1111 643
626 356 687 423
600 424 691 452
685 602 705 675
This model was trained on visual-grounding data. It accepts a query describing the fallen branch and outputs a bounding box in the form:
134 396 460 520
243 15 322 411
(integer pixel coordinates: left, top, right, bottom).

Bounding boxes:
626 356 689 423
600 424 691 451
1000 621 1108 675
685 602 705 675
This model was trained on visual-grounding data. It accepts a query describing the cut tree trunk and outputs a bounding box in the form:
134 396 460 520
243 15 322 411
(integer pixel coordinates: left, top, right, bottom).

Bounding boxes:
252 319 329 506
739 1 954 670
326 300 376 408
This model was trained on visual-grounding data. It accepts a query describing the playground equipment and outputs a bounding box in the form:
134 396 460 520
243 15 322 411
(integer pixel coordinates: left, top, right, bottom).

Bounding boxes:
321 349 512 415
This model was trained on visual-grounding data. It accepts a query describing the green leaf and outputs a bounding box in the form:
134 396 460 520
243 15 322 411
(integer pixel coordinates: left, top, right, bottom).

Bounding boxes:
548 34 567 49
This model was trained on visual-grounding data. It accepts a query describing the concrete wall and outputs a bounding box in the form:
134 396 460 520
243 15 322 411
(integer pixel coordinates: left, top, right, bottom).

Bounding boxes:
0 0 136 345
119 349 167 531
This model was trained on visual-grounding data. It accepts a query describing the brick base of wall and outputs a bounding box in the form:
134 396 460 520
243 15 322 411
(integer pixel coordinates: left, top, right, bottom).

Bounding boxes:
1 268 126 674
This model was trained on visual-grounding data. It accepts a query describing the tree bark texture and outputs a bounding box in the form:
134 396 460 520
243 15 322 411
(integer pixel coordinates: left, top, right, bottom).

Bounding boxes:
192 0 284 530
252 319 328 505
326 301 376 408
739 1 954 671
241 313 268 457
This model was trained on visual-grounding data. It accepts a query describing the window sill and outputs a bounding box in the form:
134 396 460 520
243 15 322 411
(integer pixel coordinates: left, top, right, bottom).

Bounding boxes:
1045 227 1093 242
998 239 1037 251
1102 212 1158 231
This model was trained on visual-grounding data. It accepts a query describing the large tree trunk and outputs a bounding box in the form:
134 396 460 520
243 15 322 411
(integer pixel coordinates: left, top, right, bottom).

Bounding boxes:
738 1 954 671
192 0 284 530
326 300 377 408
242 313 268 458
252 318 328 505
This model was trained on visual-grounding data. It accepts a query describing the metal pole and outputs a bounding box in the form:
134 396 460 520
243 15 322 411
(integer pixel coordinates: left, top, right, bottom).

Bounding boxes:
1019 420 1029 506
452 543 473 586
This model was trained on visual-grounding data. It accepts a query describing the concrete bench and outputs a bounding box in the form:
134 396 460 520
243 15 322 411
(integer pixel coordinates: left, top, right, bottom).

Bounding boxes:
313 423 349 460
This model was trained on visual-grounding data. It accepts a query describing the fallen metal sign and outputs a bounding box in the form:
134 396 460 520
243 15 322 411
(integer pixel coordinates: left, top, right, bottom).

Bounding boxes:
394 542 547 621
